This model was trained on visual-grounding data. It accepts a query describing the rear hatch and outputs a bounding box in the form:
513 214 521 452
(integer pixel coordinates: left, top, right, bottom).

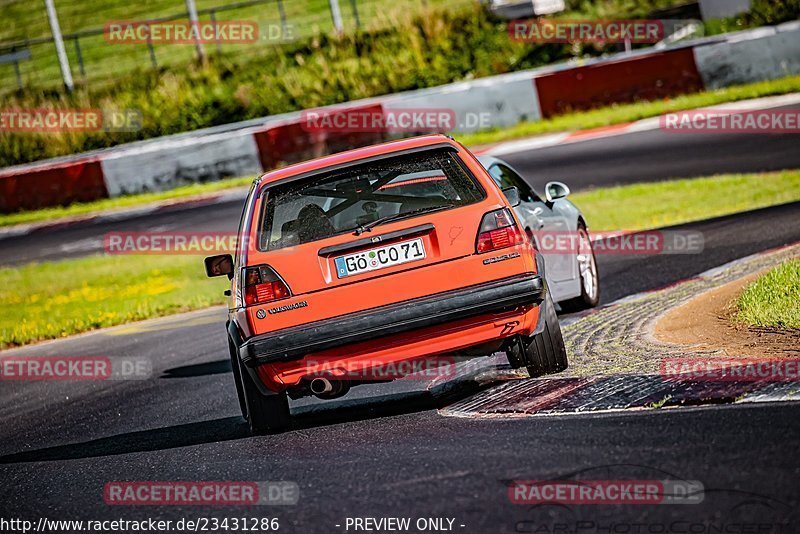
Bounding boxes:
241 147 524 333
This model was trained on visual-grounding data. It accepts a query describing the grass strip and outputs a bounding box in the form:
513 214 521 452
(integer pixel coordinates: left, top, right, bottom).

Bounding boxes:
572 170 800 232
736 259 800 330
0 255 227 349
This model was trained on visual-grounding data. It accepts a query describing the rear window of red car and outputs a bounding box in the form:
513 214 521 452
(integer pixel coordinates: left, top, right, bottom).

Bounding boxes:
258 149 485 251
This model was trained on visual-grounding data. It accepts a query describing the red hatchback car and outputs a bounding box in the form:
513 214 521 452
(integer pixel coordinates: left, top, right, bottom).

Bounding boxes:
205 134 567 433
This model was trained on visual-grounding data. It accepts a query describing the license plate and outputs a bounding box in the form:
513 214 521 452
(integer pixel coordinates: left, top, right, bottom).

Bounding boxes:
334 238 426 278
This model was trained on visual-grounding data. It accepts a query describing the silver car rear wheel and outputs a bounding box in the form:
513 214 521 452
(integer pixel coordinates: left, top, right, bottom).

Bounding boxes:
560 223 600 312
577 227 598 302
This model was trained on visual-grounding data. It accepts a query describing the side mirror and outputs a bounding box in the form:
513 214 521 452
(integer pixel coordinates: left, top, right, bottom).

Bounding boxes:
501 186 521 207
204 254 234 279
545 181 570 202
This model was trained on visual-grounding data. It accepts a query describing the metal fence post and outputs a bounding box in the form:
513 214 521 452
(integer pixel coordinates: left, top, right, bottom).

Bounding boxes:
73 36 86 77
146 26 158 68
13 59 23 90
328 0 344 33
185 0 207 63
350 0 361 29
276 0 288 36
209 10 222 54
44 0 74 91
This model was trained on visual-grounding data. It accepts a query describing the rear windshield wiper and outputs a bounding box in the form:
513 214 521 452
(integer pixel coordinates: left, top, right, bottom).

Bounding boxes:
353 205 453 236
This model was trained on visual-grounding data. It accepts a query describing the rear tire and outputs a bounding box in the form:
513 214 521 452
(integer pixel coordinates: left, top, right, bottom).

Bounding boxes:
229 337 248 421
230 339 291 434
506 294 568 377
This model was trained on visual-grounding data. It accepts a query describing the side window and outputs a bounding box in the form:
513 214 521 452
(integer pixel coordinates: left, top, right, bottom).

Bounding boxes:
489 164 539 203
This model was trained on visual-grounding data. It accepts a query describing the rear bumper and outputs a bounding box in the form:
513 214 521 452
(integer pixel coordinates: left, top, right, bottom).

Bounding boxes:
239 273 545 367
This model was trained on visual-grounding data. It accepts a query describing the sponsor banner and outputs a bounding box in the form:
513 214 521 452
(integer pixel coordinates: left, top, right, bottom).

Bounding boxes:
0 356 151 381
104 20 259 44
103 481 298 506
509 480 704 505
661 109 800 134
661 358 800 382
509 19 666 44
0 109 142 133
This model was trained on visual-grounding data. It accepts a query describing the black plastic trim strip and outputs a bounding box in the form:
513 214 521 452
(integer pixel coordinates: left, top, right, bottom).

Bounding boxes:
239 273 544 366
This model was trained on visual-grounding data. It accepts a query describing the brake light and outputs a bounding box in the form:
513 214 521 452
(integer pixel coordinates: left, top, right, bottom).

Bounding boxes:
242 265 291 306
476 208 524 253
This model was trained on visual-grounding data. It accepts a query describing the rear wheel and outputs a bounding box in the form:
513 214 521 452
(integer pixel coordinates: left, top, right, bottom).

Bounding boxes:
228 337 248 421
230 339 291 434
560 223 600 312
506 294 568 377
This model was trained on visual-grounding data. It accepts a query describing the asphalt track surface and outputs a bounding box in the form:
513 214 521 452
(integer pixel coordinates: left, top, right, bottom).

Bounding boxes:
2 126 800 530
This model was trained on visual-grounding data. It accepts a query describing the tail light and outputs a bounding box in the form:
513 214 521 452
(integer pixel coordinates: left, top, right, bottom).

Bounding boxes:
476 208 524 253
242 265 291 306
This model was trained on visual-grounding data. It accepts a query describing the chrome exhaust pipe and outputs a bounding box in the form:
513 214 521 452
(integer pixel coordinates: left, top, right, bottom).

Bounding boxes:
310 377 334 396
309 377 350 399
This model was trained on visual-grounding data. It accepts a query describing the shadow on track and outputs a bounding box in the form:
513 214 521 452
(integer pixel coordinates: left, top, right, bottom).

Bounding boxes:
0 416 249 464
161 359 231 378
0 381 485 464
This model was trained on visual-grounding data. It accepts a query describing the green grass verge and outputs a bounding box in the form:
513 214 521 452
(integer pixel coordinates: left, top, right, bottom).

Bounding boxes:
0 255 228 349
458 75 800 147
571 169 800 231
1 168 799 348
0 176 254 228
736 259 800 330
2 0 470 92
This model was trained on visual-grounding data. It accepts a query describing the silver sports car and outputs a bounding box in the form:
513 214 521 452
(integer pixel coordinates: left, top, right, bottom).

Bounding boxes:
478 155 600 311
